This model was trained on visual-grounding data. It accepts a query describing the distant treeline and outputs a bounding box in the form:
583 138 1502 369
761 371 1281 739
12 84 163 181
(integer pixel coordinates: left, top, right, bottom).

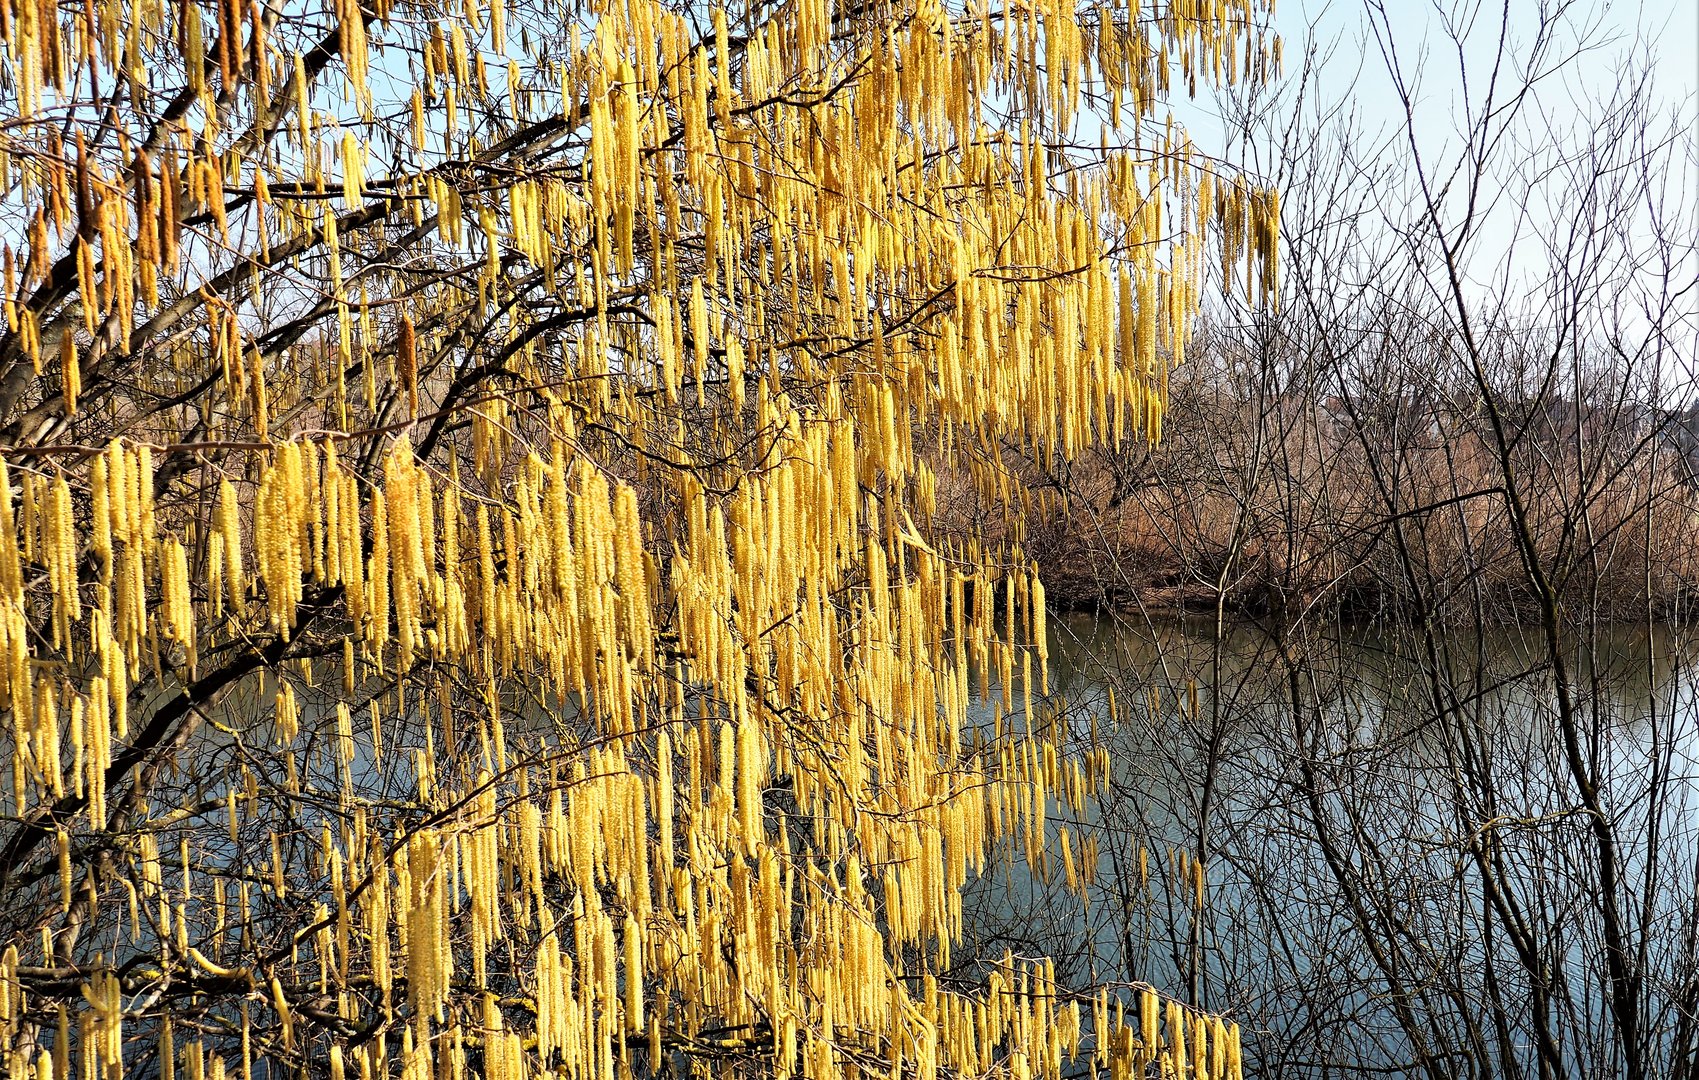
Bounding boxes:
949 317 1699 626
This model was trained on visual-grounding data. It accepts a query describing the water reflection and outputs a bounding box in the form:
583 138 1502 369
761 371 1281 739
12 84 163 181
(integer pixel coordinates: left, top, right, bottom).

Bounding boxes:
961 614 1699 1080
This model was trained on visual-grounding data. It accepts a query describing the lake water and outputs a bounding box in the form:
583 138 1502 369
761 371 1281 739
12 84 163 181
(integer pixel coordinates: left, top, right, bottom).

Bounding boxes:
961 613 1699 1079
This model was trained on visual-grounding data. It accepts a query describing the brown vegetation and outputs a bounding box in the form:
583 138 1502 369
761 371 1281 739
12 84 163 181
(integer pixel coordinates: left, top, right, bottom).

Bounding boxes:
1009 335 1699 624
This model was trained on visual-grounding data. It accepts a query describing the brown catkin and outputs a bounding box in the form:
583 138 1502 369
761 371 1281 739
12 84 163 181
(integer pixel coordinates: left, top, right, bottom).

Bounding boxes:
398 315 419 417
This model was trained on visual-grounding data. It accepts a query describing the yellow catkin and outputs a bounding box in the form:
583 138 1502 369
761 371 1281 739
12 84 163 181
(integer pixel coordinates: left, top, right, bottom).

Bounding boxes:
218 479 243 615
60 333 79 414
0 0 1277 1072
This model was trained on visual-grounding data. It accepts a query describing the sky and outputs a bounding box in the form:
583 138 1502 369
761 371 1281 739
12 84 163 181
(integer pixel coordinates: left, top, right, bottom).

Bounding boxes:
1285 0 1697 150
1166 0 1698 366
1284 0 1699 99
1168 0 1699 188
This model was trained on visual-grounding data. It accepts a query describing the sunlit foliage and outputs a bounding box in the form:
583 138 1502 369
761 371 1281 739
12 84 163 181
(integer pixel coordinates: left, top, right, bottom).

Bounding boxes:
0 0 1276 1075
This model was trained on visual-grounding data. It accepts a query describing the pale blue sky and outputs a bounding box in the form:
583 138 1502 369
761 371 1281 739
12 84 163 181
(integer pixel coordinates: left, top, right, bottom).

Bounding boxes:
1294 0 1695 147
1173 0 1696 175
1163 0 1696 359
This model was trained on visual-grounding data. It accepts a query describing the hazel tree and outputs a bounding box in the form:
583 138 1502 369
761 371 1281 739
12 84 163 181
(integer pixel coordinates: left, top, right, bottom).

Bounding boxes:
0 0 1278 1077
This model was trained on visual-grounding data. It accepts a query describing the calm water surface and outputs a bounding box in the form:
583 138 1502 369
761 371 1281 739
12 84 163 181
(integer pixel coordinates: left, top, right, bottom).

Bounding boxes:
961 614 1699 1079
